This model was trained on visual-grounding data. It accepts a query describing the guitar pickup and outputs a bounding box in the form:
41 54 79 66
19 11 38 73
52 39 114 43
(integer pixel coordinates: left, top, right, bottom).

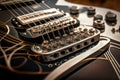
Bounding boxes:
0 0 34 5
16 8 64 25
27 14 77 38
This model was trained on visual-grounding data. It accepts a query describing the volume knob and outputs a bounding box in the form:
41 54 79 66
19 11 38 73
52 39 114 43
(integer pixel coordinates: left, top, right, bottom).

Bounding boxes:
105 11 117 22
94 14 103 20
70 6 79 18
87 7 96 16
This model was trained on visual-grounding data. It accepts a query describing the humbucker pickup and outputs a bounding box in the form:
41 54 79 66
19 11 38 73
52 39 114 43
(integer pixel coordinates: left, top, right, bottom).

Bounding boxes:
0 0 34 5
16 8 64 25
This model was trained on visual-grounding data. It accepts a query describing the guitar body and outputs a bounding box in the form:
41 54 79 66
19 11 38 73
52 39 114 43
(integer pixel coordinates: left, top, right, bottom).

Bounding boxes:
0 0 120 80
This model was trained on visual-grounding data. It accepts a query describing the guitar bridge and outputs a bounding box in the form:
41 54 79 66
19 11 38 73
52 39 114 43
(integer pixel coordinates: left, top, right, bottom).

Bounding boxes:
27 14 77 38
31 26 100 62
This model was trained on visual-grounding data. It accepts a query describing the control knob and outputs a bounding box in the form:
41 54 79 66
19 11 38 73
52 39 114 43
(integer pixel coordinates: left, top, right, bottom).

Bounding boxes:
94 14 103 20
87 7 96 16
69 6 79 18
105 11 117 22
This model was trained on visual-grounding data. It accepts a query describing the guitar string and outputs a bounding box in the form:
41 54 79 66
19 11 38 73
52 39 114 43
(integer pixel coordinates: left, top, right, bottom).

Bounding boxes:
107 50 120 73
42 1 76 32
0 2 32 51
28 1 60 39
15 0 67 41
0 23 49 74
20 2 69 50
104 46 120 79
7 44 44 75
20 1 52 41
104 52 120 79
41 1 73 36
24 2 50 40
109 45 120 69
18 0 53 41
12 0 77 49
0 7 27 72
4 6 17 17
22 1 70 48
0 0 79 73
1 3 79 52
4 41 24 52
0 23 25 53
1 0 103 53
42 1 66 34
0 21 23 43
0 43 49 75
107 51 120 74
30 1 71 39
1 23 31 53
1 0 64 56
12 0 59 43
0 31 21 43
3 46 26 51
33 0 80 46
6 2 47 41
34 1 83 49
3 0 78 44
0 31 21 45
0 23 25 73
0 22 10 65
41 1 80 44
0 25 110 75
30 1 63 39
0 18 23 44
5 1 45 40
110 42 120 47
108 46 120 78
0 13 26 47
34 0 76 36
12 0 58 40
0 1 58 74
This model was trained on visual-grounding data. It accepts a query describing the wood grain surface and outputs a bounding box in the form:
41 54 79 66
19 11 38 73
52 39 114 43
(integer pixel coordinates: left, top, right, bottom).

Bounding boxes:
66 0 120 12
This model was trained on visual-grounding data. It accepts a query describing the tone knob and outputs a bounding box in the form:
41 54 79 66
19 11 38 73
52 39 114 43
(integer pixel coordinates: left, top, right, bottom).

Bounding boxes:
87 7 96 16
105 11 117 22
70 6 79 18
94 14 103 20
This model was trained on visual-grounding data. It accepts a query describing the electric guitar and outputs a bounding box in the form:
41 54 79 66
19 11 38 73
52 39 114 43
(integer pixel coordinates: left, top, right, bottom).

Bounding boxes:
0 0 120 80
